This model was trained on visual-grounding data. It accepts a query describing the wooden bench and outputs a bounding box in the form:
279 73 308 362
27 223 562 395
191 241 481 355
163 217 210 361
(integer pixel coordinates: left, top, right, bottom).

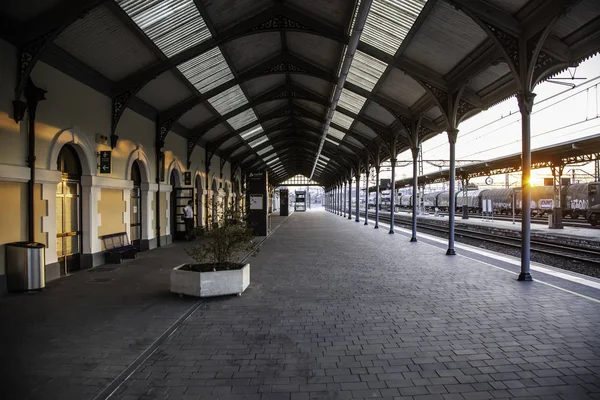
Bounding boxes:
101 232 137 264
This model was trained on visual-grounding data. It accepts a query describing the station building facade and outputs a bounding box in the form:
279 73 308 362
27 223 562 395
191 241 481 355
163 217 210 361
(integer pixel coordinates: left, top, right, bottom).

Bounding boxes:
0 39 241 293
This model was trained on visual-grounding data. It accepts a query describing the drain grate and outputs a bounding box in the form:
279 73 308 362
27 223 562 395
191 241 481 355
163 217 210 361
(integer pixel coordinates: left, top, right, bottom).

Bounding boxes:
88 278 113 283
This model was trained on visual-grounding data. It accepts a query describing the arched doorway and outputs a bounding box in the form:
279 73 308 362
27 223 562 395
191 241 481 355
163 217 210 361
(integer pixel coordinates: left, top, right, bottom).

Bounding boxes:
56 144 82 274
169 168 193 240
130 161 142 247
195 175 203 228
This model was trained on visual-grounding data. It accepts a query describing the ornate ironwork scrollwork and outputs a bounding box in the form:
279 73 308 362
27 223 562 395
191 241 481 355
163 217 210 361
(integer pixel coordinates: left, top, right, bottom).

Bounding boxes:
251 15 311 32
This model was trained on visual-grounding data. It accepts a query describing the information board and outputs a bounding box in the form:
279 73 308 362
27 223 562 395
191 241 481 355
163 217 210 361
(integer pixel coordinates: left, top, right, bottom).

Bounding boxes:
99 151 111 174
250 195 263 210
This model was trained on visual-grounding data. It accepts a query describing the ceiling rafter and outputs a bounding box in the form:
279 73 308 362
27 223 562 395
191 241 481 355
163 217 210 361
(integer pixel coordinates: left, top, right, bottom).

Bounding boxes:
194 84 389 147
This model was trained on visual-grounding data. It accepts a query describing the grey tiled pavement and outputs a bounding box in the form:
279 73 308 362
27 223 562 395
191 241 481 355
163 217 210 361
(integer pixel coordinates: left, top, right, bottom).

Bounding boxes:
0 213 288 400
108 209 600 400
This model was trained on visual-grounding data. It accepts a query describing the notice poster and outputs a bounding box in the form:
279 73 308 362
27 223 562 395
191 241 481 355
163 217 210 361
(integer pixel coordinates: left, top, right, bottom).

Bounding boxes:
250 195 263 210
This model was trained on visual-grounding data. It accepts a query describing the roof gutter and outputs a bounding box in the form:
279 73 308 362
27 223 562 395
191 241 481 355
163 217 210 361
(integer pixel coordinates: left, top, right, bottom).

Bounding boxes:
309 0 373 180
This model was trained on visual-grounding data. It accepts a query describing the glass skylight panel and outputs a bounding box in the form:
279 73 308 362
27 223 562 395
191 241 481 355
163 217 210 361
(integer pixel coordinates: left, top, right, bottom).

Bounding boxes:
326 137 338 146
257 145 274 155
362 0 428 55
228 109 257 130
177 48 233 93
338 90 367 114
332 112 354 130
249 137 269 148
347 51 387 91
263 152 277 161
328 127 345 141
116 0 211 57
267 158 279 165
208 85 247 115
320 154 330 162
240 126 263 140
317 159 327 166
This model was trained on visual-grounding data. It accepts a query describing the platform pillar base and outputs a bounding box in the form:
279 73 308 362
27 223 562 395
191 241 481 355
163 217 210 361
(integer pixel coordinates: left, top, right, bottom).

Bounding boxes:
388 229 394 234
517 272 533 281
446 248 456 255
410 237 417 242
374 225 379 229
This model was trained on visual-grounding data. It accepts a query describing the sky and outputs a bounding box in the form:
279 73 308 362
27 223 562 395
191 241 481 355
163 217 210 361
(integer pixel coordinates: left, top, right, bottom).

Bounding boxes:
378 54 600 189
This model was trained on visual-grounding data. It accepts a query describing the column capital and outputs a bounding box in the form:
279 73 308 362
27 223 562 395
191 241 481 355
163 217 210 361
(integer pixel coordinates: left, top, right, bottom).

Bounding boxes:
517 91 536 115
410 146 420 159
447 128 459 144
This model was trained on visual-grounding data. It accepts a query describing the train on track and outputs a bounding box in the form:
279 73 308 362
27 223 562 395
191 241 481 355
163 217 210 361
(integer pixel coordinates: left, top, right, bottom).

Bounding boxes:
369 182 600 226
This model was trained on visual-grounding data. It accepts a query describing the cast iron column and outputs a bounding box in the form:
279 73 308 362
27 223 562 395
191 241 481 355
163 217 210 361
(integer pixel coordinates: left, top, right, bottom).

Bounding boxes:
446 129 458 255
389 158 396 234
343 182 347 218
348 177 352 220
517 92 535 281
410 147 419 242
23 80 46 243
364 169 369 225
355 172 360 222
374 165 380 229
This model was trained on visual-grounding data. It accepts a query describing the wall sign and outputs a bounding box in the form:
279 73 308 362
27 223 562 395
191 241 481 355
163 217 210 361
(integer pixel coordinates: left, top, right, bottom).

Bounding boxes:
99 151 111 174
249 195 263 210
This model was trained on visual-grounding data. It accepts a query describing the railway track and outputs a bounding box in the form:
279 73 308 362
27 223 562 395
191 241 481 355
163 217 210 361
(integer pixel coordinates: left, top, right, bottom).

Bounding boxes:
368 207 596 229
349 210 600 266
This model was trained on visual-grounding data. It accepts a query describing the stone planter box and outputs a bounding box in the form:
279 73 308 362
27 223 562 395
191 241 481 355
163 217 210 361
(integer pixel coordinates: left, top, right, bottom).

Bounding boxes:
170 263 250 297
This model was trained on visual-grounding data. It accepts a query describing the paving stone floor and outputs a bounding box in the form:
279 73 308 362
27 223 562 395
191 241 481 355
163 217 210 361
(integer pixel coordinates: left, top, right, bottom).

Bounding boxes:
107 209 600 400
0 213 287 400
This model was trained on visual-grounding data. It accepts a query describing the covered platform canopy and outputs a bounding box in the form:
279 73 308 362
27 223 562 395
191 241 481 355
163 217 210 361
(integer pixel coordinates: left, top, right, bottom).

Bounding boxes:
2 0 599 187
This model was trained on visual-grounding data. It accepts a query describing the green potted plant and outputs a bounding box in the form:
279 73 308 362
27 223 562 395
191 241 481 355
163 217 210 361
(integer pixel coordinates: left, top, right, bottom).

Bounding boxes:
170 202 257 297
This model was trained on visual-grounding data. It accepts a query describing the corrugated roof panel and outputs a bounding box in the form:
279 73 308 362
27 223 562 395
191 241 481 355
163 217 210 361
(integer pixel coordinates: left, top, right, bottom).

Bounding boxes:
250 137 269 148
263 152 277 161
338 89 367 114
332 112 354 130
208 85 247 115
228 109 258 130
116 0 211 57
177 47 234 93
362 0 428 55
240 126 263 140
135 70 193 110
346 51 387 91
229 146 248 158
326 137 339 146
178 103 215 129
257 144 273 154
219 136 240 150
328 127 346 140
54 5 158 81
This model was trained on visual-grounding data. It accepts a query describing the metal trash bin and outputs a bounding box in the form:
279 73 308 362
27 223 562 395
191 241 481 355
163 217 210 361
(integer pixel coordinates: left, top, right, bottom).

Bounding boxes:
5 242 45 291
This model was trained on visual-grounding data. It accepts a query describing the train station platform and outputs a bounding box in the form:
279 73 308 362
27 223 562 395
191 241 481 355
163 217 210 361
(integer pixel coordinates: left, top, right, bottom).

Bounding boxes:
2 209 600 400
389 211 600 250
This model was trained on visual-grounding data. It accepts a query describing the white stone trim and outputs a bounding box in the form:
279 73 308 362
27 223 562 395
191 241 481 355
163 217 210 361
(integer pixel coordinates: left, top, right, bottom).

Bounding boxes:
48 128 96 176
81 175 134 190
140 182 158 192
123 188 131 241
125 148 151 182
166 159 183 187
36 169 62 184
0 164 30 182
